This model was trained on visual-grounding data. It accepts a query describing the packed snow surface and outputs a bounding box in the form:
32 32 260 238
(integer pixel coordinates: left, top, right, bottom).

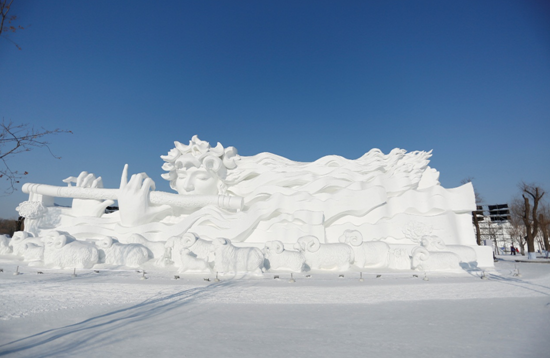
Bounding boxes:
0 256 549 357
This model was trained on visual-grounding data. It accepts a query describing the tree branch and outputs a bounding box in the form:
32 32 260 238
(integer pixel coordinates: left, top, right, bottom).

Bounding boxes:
1 0 23 50
0 1 14 38
1 118 72 194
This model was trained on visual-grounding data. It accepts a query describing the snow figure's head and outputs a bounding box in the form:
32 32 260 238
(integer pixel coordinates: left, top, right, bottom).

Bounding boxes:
161 135 238 195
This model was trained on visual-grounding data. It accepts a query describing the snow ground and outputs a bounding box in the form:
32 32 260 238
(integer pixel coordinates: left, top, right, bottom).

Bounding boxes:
0 256 549 357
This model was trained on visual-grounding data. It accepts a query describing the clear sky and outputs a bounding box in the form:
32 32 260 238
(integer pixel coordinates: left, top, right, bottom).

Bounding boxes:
1 0 549 218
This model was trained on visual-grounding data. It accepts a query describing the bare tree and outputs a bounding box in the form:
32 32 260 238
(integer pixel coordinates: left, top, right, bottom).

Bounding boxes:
461 177 483 245
1 2 71 194
513 183 546 258
0 0 24 50
1 119 71 193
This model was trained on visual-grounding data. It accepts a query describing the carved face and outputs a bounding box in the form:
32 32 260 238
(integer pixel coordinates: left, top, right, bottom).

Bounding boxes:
174 166 219 196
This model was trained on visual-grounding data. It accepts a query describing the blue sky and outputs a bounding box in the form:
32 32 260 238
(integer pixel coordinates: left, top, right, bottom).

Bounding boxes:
1 0 549 218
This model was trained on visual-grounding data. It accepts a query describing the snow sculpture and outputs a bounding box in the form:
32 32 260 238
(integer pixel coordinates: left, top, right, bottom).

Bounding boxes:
263 240 306 272
388 248 411 270
164 236 184 268
0 235 12 255
3 232 45 264
22 242 44 264
165 233 213 269
160 135 238 195
411 246 461 271
122 233 165 259
179 232 213 261
338 230 390 268
294 235 354 271
420 235 446 251
16 135 493 273
63 172 115 217
96 237 149 267
209 238 264 275
15 201 48 235
9 231 41 256
178 248 211 273
42 233 98 269
420 235 477 266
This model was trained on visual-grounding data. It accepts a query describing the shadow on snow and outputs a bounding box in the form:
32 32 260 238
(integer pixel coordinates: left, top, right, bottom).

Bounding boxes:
0 280 237 357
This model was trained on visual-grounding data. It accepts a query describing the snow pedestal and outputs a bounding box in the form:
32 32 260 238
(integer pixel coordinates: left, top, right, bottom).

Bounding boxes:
472 246 494 268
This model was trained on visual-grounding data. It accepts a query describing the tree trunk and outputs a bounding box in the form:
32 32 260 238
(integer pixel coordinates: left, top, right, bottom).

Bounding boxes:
473 212 481 245
539 214 549 254
541 231 549 258
526 235 535 253
522 195 538 258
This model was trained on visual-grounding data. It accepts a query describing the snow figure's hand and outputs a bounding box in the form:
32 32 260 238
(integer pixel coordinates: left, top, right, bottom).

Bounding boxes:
118 164 172 227
64 171 114 217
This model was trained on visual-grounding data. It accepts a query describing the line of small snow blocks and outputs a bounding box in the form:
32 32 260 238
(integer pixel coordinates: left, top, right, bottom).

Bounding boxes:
0 266 495 282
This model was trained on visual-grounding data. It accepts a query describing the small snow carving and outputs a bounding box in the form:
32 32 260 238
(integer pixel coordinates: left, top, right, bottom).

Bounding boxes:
411 246 460 271
294 235 354 271
16 201 47 219
178 248 211 273
338 230 390 268
43 233 98 269
0 234 13 255
263 240 305 272
96 237 149 267
209 238 264 275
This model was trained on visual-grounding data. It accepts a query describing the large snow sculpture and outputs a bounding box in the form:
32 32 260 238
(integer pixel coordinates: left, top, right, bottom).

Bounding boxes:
16 135 493 273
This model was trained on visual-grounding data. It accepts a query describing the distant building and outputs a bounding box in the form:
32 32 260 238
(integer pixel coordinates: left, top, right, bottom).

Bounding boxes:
474 204 513 254
474 203 546 255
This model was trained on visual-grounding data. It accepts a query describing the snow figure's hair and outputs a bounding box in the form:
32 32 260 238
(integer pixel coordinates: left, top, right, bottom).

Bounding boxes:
160 135 239 194
224 147 433 199
153 136 437 244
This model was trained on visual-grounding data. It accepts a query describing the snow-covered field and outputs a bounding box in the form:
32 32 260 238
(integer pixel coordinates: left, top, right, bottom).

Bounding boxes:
1 256 549 357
